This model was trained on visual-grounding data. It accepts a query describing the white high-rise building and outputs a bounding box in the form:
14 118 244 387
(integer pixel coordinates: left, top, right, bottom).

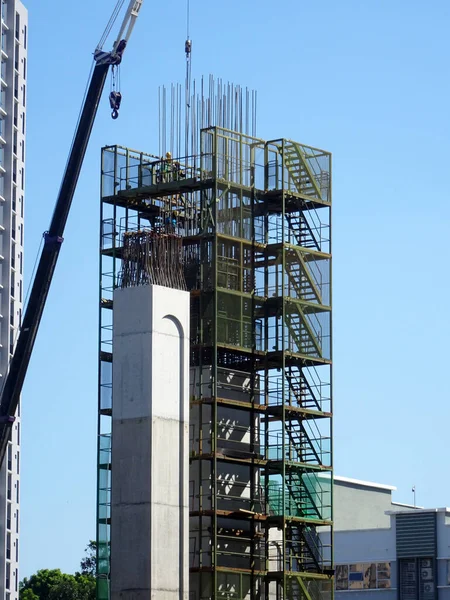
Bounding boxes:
0 2 27 599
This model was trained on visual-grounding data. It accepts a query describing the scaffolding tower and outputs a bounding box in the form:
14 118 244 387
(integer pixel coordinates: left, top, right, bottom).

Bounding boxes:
96 126 333 600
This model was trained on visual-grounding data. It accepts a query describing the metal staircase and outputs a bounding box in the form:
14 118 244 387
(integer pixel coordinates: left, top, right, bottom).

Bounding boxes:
283 141 323 199
266 470 325 521
285 247 323 305
286 574 324 600
286 212 321 250
287 421 323 466
287 522 324 572
285 368 323 412
285 308 322 358
289 470 323 520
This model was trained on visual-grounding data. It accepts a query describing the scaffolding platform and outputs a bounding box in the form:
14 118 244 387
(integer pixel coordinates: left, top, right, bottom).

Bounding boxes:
97 128 333 600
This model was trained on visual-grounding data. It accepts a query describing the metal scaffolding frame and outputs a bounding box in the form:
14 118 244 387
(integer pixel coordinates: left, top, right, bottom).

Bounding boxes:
96 127 333 600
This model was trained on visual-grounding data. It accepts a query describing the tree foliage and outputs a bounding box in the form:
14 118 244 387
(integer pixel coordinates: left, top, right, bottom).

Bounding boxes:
79 541 96 578
19 543 97 600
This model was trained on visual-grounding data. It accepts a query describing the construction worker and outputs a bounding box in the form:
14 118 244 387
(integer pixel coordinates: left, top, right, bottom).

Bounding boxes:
173 159 186 181
165 211 178 233
162 151 173 182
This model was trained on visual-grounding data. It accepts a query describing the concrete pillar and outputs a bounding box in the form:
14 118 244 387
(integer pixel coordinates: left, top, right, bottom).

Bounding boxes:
110 284 190 600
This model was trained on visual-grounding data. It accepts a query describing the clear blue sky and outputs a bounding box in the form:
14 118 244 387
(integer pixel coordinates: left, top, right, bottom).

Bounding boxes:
20 0 450 579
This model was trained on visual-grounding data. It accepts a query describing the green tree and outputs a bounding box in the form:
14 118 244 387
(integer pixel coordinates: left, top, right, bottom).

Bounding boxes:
79 541 96 578
19 567 95 600
20 569 68 600
19 542 98 600
48 575 94 600
19 589 39 600
73 574 95 600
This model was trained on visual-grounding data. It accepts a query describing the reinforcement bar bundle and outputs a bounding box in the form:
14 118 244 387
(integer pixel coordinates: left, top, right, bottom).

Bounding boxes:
120 231 186 291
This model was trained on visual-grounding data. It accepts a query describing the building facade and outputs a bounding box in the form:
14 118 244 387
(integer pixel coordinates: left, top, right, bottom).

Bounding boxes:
0 1 27 599
322 477 450 600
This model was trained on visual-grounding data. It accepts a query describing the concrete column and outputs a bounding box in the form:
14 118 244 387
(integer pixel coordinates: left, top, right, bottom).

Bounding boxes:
110 284 190 600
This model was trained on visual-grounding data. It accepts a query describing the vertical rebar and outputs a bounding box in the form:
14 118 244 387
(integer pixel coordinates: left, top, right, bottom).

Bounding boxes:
158 75 258 158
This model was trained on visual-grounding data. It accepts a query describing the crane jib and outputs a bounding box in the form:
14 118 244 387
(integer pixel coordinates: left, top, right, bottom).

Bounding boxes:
0 0 144 470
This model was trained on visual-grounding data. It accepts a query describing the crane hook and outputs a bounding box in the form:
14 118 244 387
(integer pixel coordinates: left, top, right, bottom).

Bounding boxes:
109 91 122 120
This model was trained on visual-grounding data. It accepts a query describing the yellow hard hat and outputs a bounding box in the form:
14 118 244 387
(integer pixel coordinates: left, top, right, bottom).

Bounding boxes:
166 152 172 159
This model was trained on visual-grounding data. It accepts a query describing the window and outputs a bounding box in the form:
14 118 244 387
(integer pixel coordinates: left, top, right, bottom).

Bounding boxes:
16 480 19 504
22 83 25 106
20 168 23 188
20 224 22 246
5 561 10 589
23 57 26 79
2 30 7 53
12 187 16 212
11 244 15 269
23 25 26 49
16 421 19 445
1 59 5 81
7 444 11 470
15 569 17 592
6 501 11 530
20 195 23 218
14 43 18 71
16 451 19 475
21 141 24 162
15 539 18 562
335 563 391 591
19 280 21 303
13 103 18 127
15 14 19 40
13 130 17 155
7 473 11 500
22 112 25 135
2 2 7 24
13 159 17 183
14 74 18 99
15 508 18 532
10 300 13 324
6 532 10 559
19 252 22 274
12 215 16 240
